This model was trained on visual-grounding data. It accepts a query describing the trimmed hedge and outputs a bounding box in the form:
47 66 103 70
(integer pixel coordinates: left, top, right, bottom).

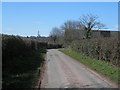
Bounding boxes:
2 35 47 88
71 37 120 66
2 34 63 88
47 43 62 49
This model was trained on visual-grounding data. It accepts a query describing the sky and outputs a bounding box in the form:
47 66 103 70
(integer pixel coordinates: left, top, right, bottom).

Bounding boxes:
1 0 120 2
1 2 118 37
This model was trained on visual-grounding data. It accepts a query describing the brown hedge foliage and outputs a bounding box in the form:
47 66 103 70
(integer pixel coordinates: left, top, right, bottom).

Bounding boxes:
71 37 120 66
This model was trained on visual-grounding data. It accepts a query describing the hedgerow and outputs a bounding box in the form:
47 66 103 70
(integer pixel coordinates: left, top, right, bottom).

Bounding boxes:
2 34 62 88
71 37 120 67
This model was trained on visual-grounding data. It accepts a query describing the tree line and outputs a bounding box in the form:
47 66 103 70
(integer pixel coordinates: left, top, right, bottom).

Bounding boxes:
49 13 106 44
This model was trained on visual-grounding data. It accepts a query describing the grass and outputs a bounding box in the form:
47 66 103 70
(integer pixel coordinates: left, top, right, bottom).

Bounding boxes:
59 49 119 85
3 69 40 89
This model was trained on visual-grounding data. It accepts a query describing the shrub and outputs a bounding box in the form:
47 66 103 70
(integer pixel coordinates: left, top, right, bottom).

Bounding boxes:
2 34 63 88
2 34 46 88
71 37 119 66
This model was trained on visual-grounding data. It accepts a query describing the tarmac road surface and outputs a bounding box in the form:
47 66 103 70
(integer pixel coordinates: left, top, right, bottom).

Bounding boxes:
41 49 117 88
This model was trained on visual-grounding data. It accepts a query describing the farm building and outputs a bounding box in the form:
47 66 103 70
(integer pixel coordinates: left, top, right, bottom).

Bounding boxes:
65 29 119 39
64 29 120 44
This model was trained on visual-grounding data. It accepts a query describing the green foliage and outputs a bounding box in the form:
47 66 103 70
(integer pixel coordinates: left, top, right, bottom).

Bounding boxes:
60 49 119 84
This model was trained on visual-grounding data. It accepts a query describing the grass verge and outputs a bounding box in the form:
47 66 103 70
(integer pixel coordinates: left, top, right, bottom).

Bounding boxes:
59 49 119 85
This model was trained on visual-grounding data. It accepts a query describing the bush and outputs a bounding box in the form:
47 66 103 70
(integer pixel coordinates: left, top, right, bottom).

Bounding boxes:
47 43 63 49
71 37 119 66
2 34 63 88
2 35 46 88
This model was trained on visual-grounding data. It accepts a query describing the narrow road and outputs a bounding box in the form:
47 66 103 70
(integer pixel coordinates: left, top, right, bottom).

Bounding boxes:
41 49 117 88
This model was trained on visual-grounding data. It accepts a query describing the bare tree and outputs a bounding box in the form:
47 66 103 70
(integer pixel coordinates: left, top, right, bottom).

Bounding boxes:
79 14 105 39
61 20 83 30
95 22 106 30
49 27 64 43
